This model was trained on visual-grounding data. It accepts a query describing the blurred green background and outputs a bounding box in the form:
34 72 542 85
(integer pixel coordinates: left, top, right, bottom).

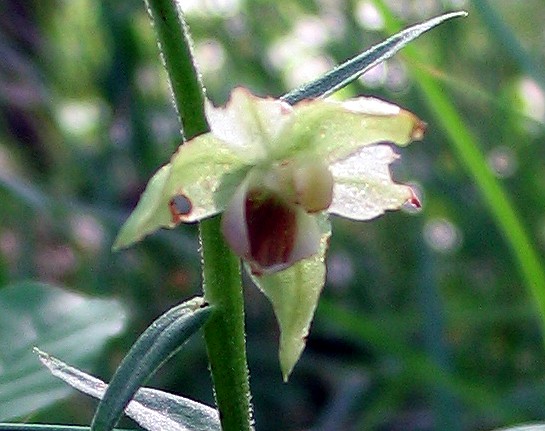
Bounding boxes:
1 0 545 430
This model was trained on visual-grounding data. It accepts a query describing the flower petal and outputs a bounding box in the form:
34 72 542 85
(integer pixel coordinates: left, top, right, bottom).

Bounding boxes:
271 96 425 163
206 87 294 161
220 176 251 262
328 144 413 220
249 214 331 381
114 134 248 249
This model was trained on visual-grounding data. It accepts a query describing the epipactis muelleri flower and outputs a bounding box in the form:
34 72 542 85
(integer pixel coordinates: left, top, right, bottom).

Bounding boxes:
114 87 425 380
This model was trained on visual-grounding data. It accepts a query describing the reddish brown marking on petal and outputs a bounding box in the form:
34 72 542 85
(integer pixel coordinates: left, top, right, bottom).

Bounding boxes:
245 189 297 270
407 189 422 208
411 120 427 141
169 194 192 223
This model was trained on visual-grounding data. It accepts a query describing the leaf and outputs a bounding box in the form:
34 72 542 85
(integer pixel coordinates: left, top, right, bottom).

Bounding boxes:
0 282 127 421
491 426 545 431
113 135 248 250
250 215 331 381
36 351 220 431
0 424 131 430
92 298 213 431
271 96 425 164
280 11 468 105
328 144 415 220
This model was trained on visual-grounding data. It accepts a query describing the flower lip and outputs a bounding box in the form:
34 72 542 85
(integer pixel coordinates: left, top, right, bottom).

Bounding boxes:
221 174 323 276
244 188 297 274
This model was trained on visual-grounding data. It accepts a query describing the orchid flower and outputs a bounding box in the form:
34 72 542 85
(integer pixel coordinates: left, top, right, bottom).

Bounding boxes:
114 11 469 380
114 87 425 378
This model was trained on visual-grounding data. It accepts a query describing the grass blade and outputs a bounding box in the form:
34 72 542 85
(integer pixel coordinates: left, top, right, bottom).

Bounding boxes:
372 1 545 336
472 0 545 90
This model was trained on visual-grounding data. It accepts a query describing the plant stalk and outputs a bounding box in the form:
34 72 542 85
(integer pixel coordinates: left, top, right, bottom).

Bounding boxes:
144 1 253 430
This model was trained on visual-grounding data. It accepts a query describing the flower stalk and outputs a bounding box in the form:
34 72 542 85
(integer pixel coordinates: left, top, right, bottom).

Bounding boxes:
144 1 253 430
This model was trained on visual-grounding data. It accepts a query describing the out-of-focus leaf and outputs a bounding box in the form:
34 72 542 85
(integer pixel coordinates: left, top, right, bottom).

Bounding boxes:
92 298 213 431
280 11 467 104
37 351 220 431
250 215 331 381
0 282 127 421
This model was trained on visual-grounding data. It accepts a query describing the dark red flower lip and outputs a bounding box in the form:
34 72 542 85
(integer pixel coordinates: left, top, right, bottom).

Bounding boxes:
244 189 297 273
221 178 322 276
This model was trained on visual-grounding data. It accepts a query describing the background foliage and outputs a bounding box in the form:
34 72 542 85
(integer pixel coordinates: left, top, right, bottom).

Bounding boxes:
1 0 545 430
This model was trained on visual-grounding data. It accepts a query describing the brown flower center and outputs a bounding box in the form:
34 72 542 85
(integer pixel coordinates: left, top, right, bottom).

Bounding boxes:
245 189 297 270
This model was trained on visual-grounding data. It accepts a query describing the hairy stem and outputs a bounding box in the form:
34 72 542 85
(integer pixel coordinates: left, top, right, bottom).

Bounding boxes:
144 1 253 430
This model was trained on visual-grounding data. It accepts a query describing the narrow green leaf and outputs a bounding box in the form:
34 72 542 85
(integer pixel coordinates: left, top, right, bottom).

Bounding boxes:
36 351 220 431
280 11 467 105
91 298 213 431
250 215 331 381
492 426 545 431
0 424 132 431
0 282 127 421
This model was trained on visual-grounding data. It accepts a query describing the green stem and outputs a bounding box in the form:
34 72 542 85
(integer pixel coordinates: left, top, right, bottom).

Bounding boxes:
373 2 545 334
144 1 253 430
200 219 253 431
145 0 208 140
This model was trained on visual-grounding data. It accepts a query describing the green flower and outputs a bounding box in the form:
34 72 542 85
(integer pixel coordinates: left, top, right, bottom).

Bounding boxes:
114 87 425 379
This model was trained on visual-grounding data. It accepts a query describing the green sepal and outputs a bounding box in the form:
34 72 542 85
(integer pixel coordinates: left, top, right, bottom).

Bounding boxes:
271 96 425 163
250 215 331 381
113 164 172 250
113 135 248 250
